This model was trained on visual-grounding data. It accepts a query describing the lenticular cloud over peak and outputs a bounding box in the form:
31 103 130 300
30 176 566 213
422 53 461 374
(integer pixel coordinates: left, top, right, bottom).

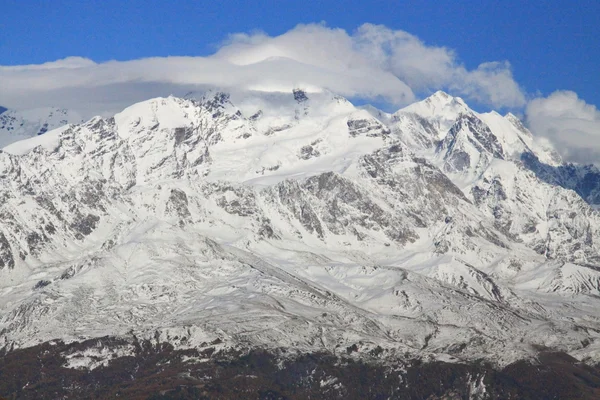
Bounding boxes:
0 23 525 116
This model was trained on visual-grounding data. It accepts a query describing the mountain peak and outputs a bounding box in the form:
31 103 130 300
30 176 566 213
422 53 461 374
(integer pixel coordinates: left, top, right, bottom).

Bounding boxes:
428 90 452 102
400 90 469 118
396 90 471 141
426 90 467 107
0 106 84 149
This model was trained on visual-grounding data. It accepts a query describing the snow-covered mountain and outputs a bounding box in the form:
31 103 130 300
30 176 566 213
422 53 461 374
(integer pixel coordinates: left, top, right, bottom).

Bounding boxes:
0 106 84 148
2 89 600 383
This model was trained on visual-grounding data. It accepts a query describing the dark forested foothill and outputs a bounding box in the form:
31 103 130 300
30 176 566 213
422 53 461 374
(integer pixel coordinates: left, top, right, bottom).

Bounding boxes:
1 338 600 399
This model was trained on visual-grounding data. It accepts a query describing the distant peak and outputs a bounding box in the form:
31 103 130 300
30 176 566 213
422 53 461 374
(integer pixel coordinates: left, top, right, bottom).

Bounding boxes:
424 90 467 107
430 90 451 99
399 89 470 120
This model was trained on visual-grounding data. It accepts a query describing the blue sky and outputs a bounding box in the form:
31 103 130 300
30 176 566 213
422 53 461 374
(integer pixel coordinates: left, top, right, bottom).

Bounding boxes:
2 0 598 106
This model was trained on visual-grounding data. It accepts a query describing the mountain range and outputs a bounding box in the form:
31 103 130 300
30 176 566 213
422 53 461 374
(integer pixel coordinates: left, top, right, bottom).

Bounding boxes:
2 89 600 398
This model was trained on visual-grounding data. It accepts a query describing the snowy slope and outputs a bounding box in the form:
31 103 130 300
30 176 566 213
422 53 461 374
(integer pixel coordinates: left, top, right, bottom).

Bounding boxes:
1 89 600 369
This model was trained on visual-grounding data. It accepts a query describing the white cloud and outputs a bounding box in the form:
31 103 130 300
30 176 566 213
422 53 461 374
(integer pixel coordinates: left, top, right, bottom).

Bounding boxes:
526 91 600 165
452 61 526 109
1 56 96 71
0 23 526 116
353 24 526 108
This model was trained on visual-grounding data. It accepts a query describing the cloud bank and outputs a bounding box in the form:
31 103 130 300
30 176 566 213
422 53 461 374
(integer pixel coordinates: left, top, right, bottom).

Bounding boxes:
0 23 525 117
527 91 600 165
